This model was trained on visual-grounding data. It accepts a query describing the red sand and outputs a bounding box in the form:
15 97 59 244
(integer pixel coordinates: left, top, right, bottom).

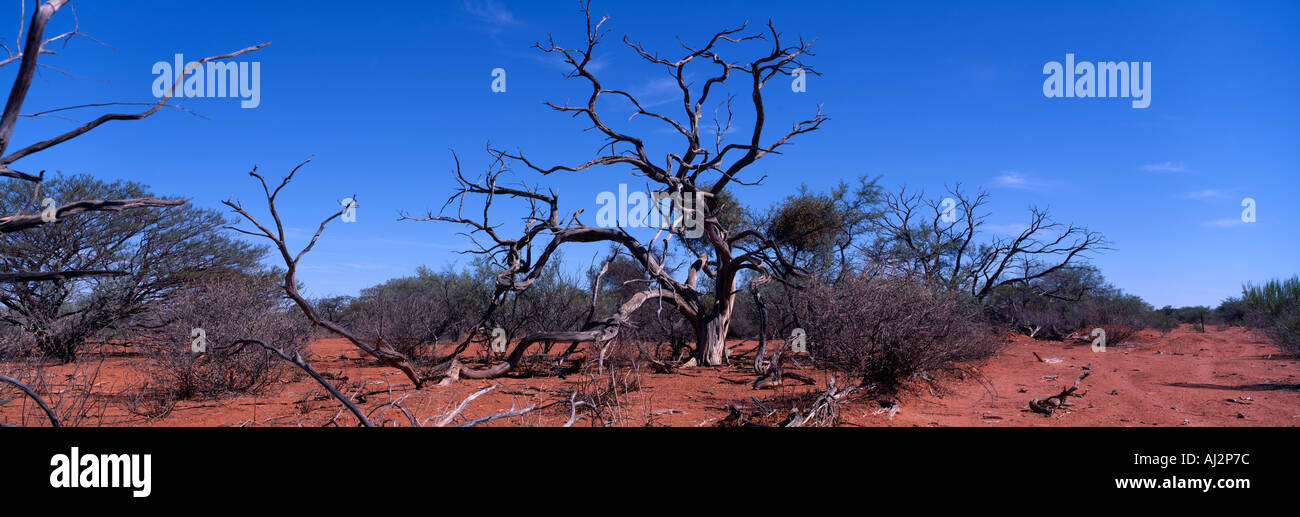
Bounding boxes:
2 324 1296 427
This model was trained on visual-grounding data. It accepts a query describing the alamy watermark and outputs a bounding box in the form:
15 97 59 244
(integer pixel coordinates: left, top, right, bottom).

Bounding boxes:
789 328 807 353
50 447 151 498
490 326 507 353
1043 53 1151 108
40 197 57 223
595 185 706 239
152 54 261 108
190 327 207 353
491 67 506 93
341 198 358 222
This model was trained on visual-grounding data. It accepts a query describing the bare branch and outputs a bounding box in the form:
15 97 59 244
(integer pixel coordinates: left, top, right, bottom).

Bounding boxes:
0 373 60 427
0 197 185 233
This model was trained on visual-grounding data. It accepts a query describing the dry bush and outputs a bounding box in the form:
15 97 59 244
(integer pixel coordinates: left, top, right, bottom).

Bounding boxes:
136 273 312 400
0 319 30 360
794 273 998 393
1 358 125 427
345 266 489 361
985 266 1150 345
566 362 645 426
1079 294 1150 346
1151 312 1177 336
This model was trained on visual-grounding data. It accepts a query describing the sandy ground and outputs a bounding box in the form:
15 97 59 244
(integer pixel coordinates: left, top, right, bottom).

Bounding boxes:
2 324 1297 427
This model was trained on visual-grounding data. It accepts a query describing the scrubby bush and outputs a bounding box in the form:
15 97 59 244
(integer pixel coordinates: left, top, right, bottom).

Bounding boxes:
344 265 491 360
984 266 1151 345
1150 311 1177 335
341 257 592 363
1078 290 1152 345
1211 297 1250 327
0 318 30 359
1241 276 1300 356
137 272 312 400
311 295 357 326
1159 305 1209 331
794 273 998 392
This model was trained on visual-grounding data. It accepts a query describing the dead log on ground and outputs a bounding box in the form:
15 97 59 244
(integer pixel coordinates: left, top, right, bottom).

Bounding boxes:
1029 371 1090 416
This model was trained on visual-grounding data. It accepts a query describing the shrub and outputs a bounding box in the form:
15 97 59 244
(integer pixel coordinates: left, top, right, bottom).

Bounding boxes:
1079 291 1151 345
0 174 264 362
984 266 1150 344
0 319 30 359
1242 276 1300 356
137 272 312 400
1211 297 1250 327
795 273 998 392
1150 311 1177 335
344 265 491 361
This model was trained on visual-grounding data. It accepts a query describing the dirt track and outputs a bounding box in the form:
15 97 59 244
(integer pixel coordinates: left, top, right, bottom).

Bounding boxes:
2 325 1296 427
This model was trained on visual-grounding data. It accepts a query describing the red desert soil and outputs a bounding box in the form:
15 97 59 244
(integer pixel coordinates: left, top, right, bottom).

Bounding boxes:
2 325 1297 427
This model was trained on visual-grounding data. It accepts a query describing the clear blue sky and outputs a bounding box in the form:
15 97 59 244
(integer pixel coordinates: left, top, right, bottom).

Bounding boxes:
9 0 1297 308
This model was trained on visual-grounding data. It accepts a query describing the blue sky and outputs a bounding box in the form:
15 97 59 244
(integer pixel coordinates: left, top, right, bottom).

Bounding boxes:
8 0 1297 308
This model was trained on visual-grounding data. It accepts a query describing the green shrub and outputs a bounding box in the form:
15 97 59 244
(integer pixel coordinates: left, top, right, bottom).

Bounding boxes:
1150 311 1176 335
1242 276 1300 356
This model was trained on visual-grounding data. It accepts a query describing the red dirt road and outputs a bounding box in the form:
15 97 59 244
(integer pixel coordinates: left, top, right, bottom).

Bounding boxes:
883 326 1299 427
2 325 1296 427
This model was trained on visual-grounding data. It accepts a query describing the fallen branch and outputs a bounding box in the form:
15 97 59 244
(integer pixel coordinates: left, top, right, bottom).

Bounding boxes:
220 339 373 427
456 404 537 427
752 341 815 389
429 384 498 427
783 377 858 427
1029 371 1090 416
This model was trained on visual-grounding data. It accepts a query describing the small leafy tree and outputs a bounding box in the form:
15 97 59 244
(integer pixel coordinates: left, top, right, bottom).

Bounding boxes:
0 174 263 361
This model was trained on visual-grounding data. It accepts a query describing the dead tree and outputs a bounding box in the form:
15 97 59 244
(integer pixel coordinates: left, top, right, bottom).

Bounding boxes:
223 159 425 387
406 2 825 376
0 0 264 377
865 184 1108 300
0 0 268 283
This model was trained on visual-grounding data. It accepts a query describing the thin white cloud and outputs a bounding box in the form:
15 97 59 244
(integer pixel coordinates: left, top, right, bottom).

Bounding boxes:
1141 161 1186 173
992 170 1032 189
463 0 519 35
1184 188 1226 200
984 222 1029 236
343 263 388 271
300 263 390 273
1202 217 1245 228
628 75 685 109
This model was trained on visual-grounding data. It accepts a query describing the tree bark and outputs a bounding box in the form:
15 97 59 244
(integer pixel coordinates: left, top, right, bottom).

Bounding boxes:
697 308 733 366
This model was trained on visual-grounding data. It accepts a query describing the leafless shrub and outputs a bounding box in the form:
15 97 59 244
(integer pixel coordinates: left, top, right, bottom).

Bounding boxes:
0 319 30 359
1 357 124 427
565 362 644 426
984 265 1150 345
345 266 490 362
121 384 178 421
136 272 312 400
795 273 998 393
